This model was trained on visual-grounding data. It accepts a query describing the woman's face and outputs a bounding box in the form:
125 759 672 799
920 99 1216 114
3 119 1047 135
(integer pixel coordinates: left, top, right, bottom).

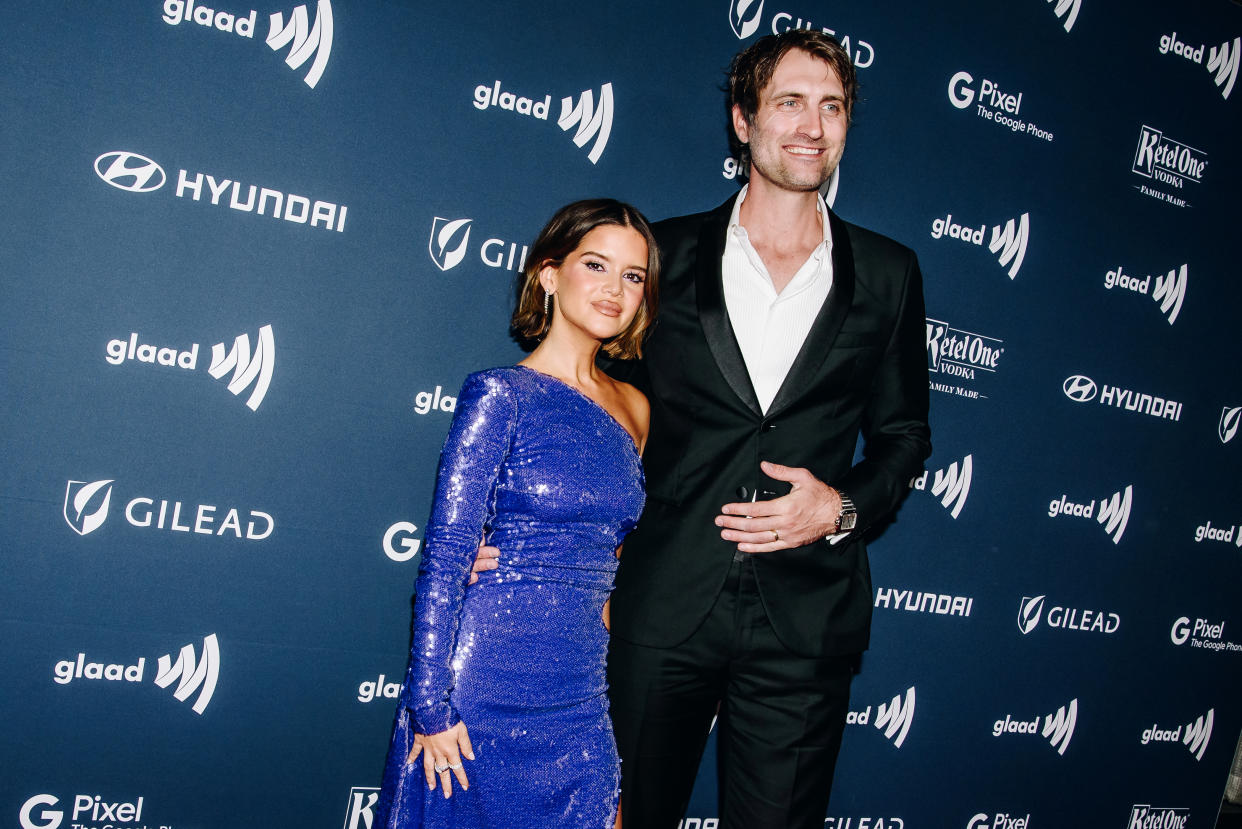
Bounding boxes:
540 224 648 343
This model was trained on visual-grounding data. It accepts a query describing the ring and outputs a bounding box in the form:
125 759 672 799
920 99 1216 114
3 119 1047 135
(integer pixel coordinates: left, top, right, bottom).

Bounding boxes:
448 762 463 770
434 762 450 773
771 529 780 542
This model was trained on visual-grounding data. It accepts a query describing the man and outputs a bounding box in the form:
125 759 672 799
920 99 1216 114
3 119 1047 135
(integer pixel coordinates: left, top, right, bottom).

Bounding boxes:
604 30 931 828
473 29 929 828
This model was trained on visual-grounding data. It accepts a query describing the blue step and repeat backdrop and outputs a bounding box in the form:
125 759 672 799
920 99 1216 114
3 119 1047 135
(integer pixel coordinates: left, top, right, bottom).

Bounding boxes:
3 1 1240 827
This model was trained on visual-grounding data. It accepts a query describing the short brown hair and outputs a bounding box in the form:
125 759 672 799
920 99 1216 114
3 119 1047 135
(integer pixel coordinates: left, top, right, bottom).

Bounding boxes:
727 30 859 167
511 199 660 359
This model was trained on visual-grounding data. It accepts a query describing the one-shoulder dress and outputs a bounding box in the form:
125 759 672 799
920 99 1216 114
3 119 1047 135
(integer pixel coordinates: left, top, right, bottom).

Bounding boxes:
376 366 645 829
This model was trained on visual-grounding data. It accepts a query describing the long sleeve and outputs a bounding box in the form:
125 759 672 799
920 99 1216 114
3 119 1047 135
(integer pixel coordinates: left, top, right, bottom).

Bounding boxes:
398 370 518 734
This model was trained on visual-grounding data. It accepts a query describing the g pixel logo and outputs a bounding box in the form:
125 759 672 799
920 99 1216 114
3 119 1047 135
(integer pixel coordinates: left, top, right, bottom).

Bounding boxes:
63 480 114 536
948 71 975 108
429 218 472 272
729 0 765 39
1018 595 1045 634
19 795 63 829
1171 616 1191 645
383 521 422 562
1062 375 1097 402
94 151 166 193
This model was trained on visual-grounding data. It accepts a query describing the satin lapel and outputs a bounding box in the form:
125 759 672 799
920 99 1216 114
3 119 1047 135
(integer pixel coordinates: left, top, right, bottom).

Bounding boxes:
766 209 856 417
695 196 762 417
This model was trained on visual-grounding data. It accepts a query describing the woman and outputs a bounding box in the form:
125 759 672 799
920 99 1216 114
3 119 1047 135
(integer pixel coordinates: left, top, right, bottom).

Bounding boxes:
376 199 659 828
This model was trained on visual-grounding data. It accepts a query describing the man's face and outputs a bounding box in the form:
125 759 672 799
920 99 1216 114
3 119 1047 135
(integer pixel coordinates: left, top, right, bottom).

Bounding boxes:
733 49 848 192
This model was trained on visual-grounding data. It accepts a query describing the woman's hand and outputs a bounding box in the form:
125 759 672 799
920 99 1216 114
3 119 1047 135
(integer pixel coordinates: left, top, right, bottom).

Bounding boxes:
407 723 475 797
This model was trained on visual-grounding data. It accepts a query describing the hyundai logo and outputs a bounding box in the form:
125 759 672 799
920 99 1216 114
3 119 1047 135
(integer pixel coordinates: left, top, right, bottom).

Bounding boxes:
1062 375 1097 403
94 151 166 193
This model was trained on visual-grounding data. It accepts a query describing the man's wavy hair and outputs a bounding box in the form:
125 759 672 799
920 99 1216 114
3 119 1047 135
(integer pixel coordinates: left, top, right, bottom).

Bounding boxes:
727 29 859 169
511 199 660 360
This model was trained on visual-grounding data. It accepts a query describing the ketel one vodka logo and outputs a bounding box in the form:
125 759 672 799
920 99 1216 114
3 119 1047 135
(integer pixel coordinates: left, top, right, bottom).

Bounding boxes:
930 211 1029 279
846 686 916 748
472 80 614 164
52 634 220 715
161 0 334 88
104 325 275 411
63 479 274 541
992 698 1077 755
1131 125 1208 208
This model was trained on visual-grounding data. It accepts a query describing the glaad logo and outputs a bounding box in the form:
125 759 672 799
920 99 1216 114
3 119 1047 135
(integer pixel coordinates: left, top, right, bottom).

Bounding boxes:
1018 595 1121 635
724 2 876 68
266 1 334 88
161 0 333 88
946 72 1053 142
846 686 916 748
19 793 151 829
1170 616 1240 652
929 212 1029 279
94 151 167 193
1061 375 1182 424
472 80 614 164
426 215 529 274
52 634 220 714
1047 485 1133 544
909 454 972 519
926 318 1004 398
1220 406 1241 444
154 634 221 715
967 814 1030 829
1159 31 1239 100
358 672 401 703
1128 806 1189 829
1103 263 1187 325
62 478 275 540
1140 710 1213 761
874 587 973 618
343 787 380 829
414 386 457 415
1194 520 1241 547
104 326 276 411
94 150 347 232
1045 0 1080 33
383 521 421 562
1131 125 1207 209
992 698 1077 755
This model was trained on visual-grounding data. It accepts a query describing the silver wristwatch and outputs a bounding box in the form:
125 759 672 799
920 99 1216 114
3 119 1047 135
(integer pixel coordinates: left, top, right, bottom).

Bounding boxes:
834 492 857 533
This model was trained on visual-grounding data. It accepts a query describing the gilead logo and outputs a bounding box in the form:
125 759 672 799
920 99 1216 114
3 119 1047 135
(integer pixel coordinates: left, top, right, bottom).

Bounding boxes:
63 478 274 541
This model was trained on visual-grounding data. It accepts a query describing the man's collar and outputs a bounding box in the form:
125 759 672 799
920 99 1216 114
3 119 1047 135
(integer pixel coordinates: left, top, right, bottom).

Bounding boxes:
728 183 833 248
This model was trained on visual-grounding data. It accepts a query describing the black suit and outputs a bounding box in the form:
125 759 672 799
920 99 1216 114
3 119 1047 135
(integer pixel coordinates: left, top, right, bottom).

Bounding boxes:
607 194 931 827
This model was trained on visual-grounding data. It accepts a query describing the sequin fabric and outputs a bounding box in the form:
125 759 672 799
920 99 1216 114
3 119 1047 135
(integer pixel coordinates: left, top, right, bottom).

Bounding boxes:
376 366 644 829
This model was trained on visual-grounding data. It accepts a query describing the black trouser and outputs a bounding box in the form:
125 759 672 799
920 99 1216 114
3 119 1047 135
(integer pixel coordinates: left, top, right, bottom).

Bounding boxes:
608 554 854 829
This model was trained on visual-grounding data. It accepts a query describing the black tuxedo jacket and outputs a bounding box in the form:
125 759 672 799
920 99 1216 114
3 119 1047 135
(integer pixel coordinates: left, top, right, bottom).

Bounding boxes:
609 195 932 657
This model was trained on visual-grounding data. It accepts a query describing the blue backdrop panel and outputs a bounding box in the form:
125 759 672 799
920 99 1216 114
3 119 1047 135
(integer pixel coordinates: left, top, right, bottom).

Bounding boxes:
2 1 1240 827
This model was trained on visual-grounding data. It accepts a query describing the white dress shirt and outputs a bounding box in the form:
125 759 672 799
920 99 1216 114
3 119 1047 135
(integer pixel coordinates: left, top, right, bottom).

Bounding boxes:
722 184 834 414
722 185 849 542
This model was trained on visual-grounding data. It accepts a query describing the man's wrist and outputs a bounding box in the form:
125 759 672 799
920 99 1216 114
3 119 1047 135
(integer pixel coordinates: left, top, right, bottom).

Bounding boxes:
832 489 857 533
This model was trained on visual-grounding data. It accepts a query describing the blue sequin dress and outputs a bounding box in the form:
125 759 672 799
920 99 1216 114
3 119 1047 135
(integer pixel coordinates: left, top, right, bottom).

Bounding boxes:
377 366 644 829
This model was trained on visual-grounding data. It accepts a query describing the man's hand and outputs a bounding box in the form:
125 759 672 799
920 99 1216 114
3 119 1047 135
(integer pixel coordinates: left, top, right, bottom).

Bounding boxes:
715 461 843 553
469 541 500 585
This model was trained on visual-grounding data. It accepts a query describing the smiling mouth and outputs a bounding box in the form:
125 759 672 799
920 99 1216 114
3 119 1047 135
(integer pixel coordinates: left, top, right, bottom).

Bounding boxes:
785 146 824 156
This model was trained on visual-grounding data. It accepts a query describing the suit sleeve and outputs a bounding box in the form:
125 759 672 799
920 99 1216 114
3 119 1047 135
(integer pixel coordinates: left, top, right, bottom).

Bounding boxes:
398 371 517 734
833 251 932 533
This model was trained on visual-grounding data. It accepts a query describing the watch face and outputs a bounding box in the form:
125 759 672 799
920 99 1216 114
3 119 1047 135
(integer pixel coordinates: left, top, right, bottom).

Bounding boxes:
839 513 858 532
